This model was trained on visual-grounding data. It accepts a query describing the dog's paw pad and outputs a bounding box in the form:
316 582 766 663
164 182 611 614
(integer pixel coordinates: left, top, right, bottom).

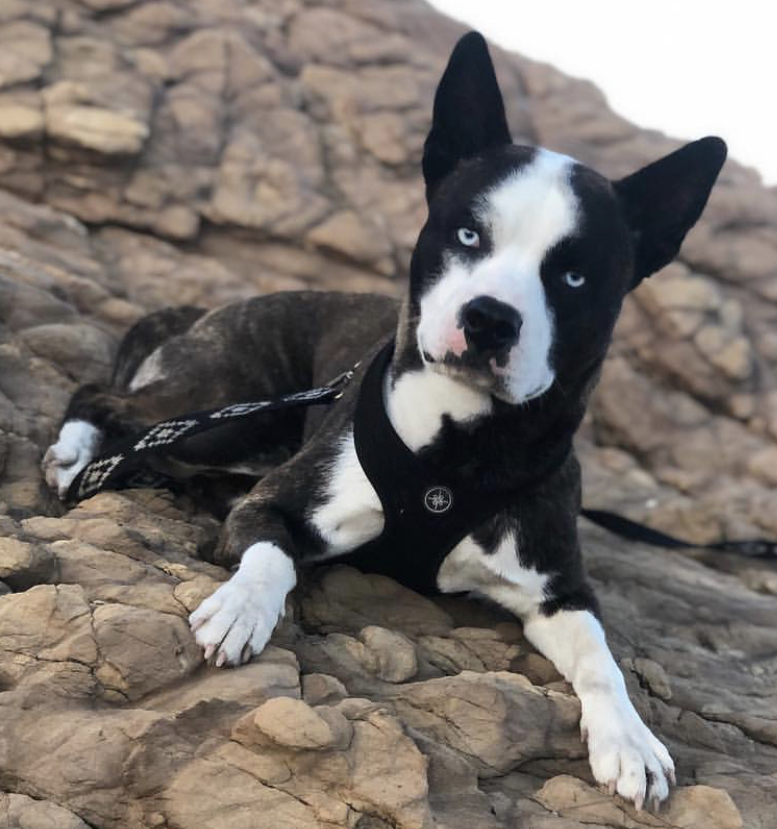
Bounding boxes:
42 420 102 498
188 579 280 667
584 708 674 809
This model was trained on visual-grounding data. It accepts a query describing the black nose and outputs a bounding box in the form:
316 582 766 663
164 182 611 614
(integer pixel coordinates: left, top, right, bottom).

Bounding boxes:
459 296 523 355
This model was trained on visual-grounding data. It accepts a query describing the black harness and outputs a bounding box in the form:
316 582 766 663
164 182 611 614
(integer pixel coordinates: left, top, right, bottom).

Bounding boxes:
340 340 571 593
67 340 777 573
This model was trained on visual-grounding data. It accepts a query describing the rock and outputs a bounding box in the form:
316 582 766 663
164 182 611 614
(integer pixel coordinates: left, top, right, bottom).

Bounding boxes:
631 657 673 702
76 0 136 9
359 625 418 683
510 652 563 686
693 326 752 380
536 777 744 829
536 775 655 827
417 633 487 674
533 776 742 829
20 322 115 382
450 626 523 671
0 584 97 668
91 603 201 701
0 21 52 88
746 446 777 485
45 104 149 155
0 793 90 829
664 786 744 829
0 98 44 139
306 210 393 265
249 696 352 750
301 566 453 637
0 537 57 590
301 672 348 705
392 671 583 775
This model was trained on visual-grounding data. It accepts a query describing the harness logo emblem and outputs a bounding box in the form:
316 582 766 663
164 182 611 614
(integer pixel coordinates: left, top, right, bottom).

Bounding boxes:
424 486 453 514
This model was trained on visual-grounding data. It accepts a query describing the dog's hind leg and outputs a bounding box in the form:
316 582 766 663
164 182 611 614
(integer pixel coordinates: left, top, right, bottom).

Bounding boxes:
112 305 206 390
42 382 185 498
43 306 206 498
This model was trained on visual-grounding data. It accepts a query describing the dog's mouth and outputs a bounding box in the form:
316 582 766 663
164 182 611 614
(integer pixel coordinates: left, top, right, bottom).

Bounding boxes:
422 350 553 404
422 349 504 392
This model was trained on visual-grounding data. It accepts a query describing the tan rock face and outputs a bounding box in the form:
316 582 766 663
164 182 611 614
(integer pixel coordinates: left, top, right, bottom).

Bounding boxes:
0 0 775 827
535 776 745 829
0 793 90 829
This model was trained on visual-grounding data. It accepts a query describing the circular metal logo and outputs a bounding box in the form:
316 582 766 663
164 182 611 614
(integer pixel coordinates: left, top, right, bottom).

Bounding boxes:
424 486 453 514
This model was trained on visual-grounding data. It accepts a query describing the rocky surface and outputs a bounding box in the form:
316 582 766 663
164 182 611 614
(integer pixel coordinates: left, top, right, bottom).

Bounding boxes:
0 0 775 827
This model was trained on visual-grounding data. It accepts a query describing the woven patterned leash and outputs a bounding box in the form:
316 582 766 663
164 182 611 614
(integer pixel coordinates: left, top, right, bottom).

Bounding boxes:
65 366 358 503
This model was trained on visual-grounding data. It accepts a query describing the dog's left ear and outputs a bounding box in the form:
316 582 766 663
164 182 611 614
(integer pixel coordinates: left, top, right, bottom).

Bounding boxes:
423 31 512 201
614 136 727 287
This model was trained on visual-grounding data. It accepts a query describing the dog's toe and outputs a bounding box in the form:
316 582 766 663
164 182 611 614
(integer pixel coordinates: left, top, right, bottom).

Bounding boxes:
189 577 280 667
583 703 674 810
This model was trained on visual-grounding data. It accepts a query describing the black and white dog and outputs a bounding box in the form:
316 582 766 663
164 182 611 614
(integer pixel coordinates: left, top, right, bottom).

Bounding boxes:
43 33 726 809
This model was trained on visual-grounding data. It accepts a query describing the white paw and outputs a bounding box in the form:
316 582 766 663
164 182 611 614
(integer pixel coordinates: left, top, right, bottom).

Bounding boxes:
582 697 675 810
188 542 296 668
189 579 281 667
42 420 102 499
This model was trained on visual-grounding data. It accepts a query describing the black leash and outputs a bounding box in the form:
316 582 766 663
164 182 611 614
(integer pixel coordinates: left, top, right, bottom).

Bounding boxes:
64 359 777 562
65 366 358 503
581 508 777 559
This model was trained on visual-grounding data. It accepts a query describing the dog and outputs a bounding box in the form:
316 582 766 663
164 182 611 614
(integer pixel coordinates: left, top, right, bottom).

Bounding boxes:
42 32 726 810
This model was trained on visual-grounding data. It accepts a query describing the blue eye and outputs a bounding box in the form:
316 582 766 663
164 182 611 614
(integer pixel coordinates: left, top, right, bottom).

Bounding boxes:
456 227 480 248
563 271 585 288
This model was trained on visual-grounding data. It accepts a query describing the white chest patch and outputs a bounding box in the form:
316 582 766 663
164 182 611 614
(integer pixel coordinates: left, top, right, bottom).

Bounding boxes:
385 366 492 451
309 430 384 556
437 529 550 617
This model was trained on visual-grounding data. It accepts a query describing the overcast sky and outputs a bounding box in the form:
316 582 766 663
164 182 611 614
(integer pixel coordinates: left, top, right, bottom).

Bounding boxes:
429 0 776 185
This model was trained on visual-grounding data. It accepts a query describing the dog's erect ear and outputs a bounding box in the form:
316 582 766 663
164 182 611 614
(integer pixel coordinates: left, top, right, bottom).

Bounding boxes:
422 31 512 200
614 136 727 287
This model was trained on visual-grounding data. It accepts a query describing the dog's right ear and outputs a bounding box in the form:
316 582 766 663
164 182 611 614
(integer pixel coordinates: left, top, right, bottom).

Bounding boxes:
614 137 727 287
422 32 512 201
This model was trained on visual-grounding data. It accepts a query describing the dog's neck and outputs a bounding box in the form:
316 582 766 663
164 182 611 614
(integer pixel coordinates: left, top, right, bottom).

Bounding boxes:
384 363 492 452
385 300 492 452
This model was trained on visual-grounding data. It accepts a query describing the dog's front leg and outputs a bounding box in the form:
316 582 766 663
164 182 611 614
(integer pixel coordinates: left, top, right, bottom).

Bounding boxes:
522 607 675 809
189 503 297 667
438 524 674 809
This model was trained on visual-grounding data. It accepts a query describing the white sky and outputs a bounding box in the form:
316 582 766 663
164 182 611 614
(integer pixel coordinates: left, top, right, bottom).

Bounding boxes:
429 0 777 185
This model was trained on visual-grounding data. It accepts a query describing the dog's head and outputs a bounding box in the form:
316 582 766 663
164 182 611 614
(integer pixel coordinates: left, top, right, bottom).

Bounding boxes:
409 32 726 404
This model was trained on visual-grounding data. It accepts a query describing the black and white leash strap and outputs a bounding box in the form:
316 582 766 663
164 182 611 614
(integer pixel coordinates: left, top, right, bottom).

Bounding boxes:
65 366 358 503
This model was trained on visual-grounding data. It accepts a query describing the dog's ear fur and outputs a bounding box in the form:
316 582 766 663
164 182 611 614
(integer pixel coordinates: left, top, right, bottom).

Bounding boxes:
422 32 512 201
614 136 727 287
